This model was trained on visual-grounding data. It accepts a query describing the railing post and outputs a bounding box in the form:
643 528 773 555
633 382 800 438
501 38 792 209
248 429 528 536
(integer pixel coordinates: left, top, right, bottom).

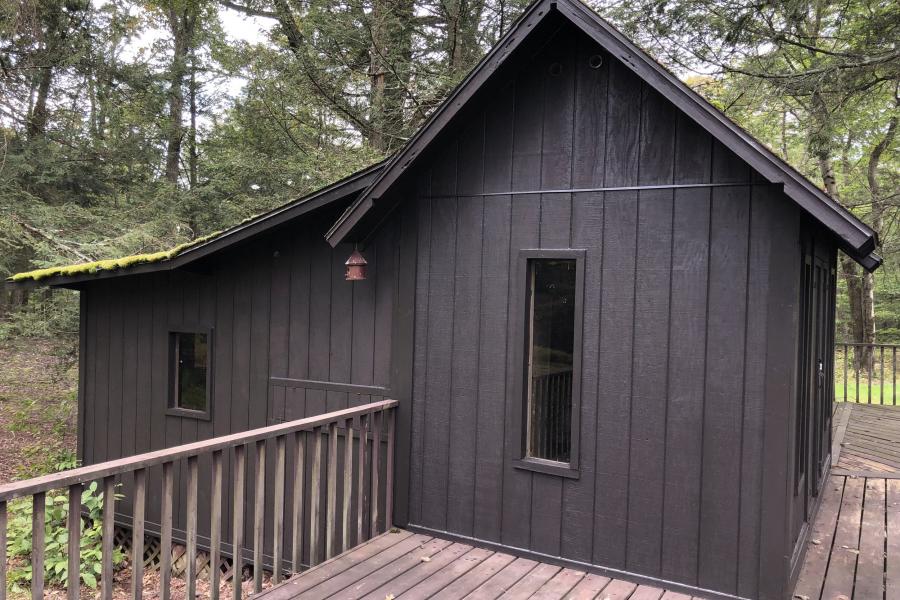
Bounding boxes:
291 431 305 573
186 456 199 600
67 484 81 600
341 417 354 553
385 407 396 530
211 450 223 600
309 426 323 566
160 462 174 600
326 421 338 560
0 500 6 600
273 435 286 583
131 470 146 600
370 410 382 538
232 444 246 600
32 492 45 600
357 414 368 544
253 440 265 593
101 476 115 600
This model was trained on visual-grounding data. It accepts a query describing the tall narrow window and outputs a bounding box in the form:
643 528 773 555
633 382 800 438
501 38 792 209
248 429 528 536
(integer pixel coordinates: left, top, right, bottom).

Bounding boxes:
525 258 577 463
170 331 210 416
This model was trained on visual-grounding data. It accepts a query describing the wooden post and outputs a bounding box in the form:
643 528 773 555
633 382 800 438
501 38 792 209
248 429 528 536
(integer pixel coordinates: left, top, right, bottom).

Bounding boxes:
67 484 81 600
32 492 46 600
0 501 6 600
210 450 223 600
326 422 338 560
160 462 174 600
309 427 322 566
232 445 246 600
131 471 146 599
341 418 353 553
186 456 199 600
101 477 115 600
253 440 265 593
291 431 305 573
357 415 368 544
385 408 396 529
370 411 382 538
273 436 286 582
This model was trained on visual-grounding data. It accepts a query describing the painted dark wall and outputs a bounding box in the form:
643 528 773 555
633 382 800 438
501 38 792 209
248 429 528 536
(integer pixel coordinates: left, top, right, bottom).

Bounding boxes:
392 20 821 600
73 16 841 600
78 205 401 567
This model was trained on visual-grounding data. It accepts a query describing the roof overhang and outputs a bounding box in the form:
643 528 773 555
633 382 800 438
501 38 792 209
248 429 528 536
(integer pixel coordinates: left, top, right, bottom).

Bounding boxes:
7 160 387 290
325 0 879 272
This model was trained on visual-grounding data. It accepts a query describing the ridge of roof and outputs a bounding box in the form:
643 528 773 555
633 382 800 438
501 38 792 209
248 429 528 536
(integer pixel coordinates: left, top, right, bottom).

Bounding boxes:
325 0 879 271
8 159 387 288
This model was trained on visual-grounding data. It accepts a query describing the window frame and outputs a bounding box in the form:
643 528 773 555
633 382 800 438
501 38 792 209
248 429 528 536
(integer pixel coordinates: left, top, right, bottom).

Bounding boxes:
167 325 214 421
511 249 585 479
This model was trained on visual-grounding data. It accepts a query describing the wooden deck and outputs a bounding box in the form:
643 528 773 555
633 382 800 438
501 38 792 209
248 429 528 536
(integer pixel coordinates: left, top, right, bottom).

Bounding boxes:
832 403 900 474
792 403 900 600
253 530 698 600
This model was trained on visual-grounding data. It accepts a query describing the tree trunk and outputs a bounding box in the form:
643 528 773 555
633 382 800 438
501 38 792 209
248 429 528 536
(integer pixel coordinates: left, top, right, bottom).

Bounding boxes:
188 48 199 189
27 65 53 139
165 5 195 184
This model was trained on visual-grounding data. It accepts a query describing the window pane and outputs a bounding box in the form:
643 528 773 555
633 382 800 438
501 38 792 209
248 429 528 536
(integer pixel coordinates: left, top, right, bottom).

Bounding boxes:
526 259 576 463
176 332 208 412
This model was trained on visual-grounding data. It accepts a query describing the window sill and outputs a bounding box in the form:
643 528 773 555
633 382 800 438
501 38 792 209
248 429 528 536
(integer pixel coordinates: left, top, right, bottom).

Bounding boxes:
166 407 212 421
513 458 580 479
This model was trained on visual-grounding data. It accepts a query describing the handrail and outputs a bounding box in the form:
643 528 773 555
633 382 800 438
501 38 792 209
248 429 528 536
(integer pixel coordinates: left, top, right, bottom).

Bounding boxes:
0 399 397 502
0 398 398 600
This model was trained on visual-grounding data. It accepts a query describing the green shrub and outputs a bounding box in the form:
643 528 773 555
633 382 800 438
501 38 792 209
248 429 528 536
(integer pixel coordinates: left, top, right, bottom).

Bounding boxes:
5 482 125 592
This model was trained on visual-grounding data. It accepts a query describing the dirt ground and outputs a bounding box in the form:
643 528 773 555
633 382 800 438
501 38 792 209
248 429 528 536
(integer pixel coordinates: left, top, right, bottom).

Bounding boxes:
0 338 78 483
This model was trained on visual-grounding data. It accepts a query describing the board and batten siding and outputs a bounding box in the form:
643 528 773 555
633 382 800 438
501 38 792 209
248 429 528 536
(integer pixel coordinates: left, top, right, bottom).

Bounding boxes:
78 206 400 567
401 22 802 599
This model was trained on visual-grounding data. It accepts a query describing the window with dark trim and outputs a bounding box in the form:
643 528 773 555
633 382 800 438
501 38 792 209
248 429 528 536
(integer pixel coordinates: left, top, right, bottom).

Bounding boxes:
513 249 584 478
169 330 211 418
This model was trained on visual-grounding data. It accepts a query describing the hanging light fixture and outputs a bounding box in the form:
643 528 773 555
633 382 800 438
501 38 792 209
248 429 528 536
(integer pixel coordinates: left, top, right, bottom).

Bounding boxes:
345 246 368 281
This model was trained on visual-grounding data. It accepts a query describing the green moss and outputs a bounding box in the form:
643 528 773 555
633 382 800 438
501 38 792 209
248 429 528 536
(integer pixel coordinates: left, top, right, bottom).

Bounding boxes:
9 230 224 283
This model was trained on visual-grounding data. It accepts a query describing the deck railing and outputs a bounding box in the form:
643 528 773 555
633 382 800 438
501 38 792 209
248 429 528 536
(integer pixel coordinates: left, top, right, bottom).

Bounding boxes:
0 398 397 600
835 343 900 405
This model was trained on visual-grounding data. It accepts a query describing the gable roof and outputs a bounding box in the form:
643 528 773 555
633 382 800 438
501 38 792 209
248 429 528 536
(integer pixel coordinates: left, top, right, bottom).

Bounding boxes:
8 160 387 289
325 0 881 271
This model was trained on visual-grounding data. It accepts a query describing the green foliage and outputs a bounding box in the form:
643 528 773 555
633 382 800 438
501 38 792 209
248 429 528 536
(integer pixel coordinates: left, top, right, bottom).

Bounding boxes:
5 483 125 593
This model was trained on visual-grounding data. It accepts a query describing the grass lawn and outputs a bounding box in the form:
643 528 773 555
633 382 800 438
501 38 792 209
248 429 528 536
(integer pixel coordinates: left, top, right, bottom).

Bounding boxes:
834 381 900 404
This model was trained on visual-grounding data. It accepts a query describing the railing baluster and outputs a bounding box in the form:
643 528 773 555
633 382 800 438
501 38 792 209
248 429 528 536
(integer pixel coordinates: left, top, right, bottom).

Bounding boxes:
211 450 224 600
0 501 6 600
232 444 246 600
868 349 873 404
273 435 286 583
370 410 382 538
326 421 338 560
385 408 396 529
101 477 115 600
186 456 199 600
310 426 323 566
341 417 353 553
67 483 81 600
132 470 146 600
357 414 368 544
253 440 265 593
894 347 897 406
160 462 174 600
881 346 885 405
32 491 45 600
855 346 860 403
291 431 305 573
843 344 848 402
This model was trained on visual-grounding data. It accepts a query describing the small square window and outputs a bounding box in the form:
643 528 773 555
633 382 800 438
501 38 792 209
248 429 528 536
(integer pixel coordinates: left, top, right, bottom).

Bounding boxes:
169 330 211 418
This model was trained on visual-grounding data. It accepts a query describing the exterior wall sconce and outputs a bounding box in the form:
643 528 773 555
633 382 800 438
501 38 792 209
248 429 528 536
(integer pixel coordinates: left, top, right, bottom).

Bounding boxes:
345 247 368 281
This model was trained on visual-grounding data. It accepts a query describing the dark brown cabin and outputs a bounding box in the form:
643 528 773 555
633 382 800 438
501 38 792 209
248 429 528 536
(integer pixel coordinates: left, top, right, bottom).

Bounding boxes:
6 1 881 599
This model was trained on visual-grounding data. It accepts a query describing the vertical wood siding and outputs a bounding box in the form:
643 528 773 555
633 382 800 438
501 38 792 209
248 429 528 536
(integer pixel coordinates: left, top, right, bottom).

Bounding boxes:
404 22 802 599
78 207 399 567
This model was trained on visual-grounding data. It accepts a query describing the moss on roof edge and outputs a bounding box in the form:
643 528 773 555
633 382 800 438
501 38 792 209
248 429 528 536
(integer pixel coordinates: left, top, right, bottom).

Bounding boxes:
8 229 224 283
